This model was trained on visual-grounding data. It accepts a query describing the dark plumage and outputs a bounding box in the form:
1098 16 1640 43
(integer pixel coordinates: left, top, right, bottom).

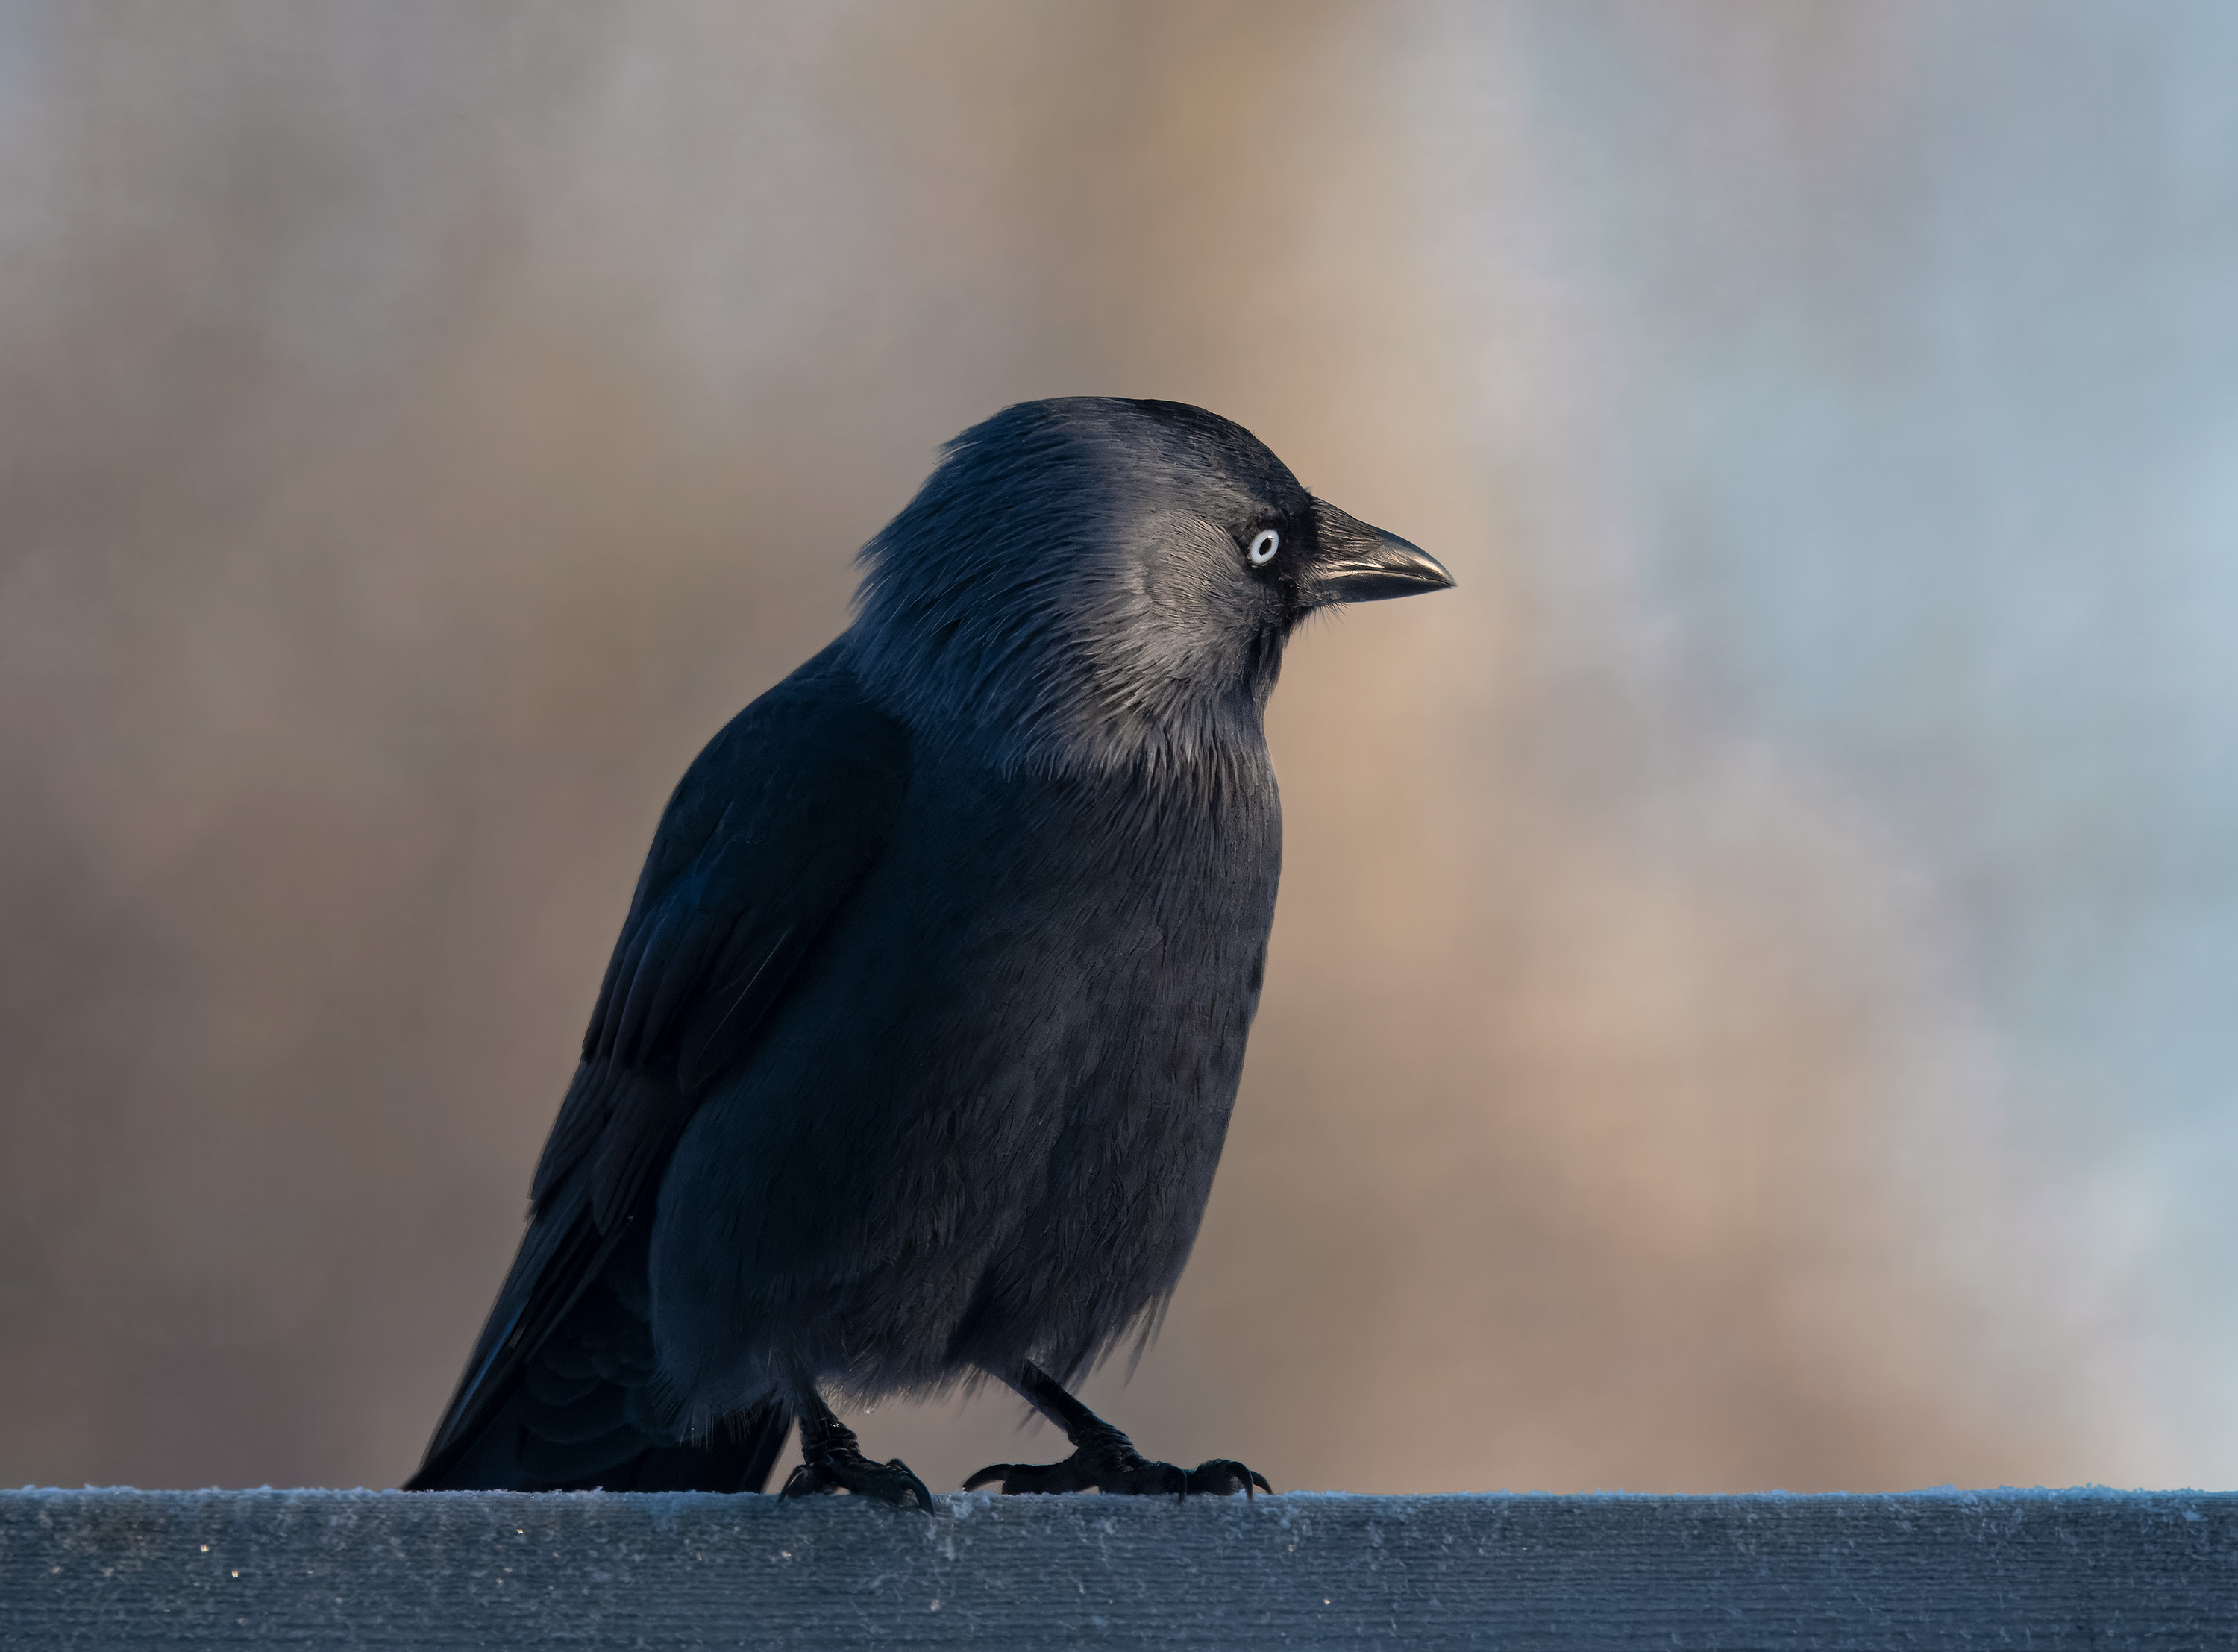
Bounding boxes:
407 397 1452 1504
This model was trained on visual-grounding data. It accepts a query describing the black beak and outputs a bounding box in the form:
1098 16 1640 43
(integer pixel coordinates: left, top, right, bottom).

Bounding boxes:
1308 498 1456 606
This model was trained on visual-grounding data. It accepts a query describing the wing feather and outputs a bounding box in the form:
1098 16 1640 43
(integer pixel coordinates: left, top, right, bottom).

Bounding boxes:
410 642 909 1486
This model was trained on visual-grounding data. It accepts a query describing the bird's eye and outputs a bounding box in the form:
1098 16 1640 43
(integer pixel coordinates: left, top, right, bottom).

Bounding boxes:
1247 529 1280 567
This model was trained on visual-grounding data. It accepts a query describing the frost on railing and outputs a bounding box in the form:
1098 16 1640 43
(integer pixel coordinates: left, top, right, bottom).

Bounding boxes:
3 1486 2233 1648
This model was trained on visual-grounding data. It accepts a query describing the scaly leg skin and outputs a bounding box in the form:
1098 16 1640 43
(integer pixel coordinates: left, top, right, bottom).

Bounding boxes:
780 1391 935 1512
963 1361 1272 1500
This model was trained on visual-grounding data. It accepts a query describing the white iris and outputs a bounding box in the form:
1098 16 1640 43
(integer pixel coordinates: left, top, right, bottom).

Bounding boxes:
1247 529 1280 566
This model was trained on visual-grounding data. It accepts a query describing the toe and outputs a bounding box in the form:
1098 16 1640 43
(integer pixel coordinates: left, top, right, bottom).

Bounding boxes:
1104 1459 1188 1498
780 1462 834 1498
964 1459 1078 1495
784 1451 934 1510
964 1446 1244 1498
884 1460 936 1513
1185 1459 1271 1497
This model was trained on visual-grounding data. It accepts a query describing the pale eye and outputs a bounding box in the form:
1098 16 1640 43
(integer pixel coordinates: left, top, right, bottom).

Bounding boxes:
1247 529 1280 567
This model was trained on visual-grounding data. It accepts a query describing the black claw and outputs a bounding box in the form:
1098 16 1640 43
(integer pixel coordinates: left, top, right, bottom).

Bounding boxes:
891 1460 937 1512
964 1443 1267 1499
786 1394 934 1511
783 1448 933 1511
1184 1458 1273 1498
983 1364 1270 1501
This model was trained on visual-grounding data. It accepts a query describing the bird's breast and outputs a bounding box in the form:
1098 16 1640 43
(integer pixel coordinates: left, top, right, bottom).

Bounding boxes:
703 750 1276 1228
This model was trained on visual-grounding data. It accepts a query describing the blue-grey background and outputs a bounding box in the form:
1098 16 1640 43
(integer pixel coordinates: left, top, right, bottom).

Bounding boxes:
1 1 2231 1494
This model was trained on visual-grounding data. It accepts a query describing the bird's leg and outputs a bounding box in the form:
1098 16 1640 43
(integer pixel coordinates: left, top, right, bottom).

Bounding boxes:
962 1361 1271 1498
779 1390 934 1511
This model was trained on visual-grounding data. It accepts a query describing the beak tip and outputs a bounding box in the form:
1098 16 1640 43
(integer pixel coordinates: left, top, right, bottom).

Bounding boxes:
1308 497 1454 604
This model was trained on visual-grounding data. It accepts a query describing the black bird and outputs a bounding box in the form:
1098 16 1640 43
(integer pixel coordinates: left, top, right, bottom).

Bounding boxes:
406 398 1453 1506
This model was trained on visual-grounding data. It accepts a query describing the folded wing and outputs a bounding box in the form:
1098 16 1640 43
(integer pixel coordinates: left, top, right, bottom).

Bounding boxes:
408 642 910 1489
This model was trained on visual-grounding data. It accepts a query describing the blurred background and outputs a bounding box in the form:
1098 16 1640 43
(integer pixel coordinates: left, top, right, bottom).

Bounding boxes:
2 1 2234 1495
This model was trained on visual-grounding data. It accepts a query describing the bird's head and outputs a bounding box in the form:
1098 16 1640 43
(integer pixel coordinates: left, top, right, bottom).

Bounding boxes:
847 397 1453 779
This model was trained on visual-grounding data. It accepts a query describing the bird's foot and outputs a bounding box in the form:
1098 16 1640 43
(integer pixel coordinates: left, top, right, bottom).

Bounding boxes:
781 1397 933 1512
781 1449 934 1509
964 1420 1270 1499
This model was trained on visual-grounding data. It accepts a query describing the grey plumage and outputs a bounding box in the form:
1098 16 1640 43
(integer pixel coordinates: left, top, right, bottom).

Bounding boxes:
408 398 1452 1501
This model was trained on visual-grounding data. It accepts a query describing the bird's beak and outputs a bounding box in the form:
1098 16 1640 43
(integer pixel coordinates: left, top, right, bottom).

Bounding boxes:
1308 498 1456 606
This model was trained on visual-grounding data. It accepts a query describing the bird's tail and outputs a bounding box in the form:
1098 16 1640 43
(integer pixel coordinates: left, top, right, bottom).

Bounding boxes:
405 1213 792 1492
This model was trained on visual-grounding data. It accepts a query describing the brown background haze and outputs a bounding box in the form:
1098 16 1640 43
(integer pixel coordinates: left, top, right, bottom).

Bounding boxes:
4 2 2235 1495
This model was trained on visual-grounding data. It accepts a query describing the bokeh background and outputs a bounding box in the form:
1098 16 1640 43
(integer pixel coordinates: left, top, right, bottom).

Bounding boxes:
4 1 2234 1495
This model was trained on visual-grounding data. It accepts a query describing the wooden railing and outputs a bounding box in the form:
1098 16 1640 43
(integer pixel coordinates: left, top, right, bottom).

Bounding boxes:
4 1486 2232 1647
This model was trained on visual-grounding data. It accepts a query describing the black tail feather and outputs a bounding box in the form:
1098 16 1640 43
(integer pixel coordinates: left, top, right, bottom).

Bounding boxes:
406 1211 792 1493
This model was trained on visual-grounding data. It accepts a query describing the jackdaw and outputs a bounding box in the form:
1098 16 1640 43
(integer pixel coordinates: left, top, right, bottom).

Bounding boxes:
406 397 1453 1506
